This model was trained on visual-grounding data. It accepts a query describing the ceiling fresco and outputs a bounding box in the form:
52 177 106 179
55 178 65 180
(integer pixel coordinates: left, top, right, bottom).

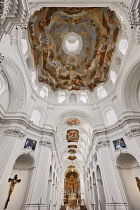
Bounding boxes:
68 145 77 148
68 156 77 160
67 118 80 125
28 7 120 91
66 130 79 142
68 149 76 154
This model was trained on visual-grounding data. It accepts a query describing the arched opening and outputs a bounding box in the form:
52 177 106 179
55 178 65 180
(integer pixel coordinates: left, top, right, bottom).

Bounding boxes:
96 166 106 210
92 172 98 209
64 170 81 208
4 154 34 210
89 176 94 208
46 165 52 209
116 153 140 210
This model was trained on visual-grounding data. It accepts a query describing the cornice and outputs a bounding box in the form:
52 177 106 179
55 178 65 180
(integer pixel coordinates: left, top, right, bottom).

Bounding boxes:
125 128 140 139
5 129 25 139
95 140 110 150
39 140 52 149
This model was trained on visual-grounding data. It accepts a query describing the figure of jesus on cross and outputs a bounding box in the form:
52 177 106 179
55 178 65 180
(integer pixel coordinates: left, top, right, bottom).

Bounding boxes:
4 174 21 209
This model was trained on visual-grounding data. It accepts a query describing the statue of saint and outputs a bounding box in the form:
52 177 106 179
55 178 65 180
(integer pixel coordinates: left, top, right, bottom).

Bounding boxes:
135 177 140 192
4 174 21 209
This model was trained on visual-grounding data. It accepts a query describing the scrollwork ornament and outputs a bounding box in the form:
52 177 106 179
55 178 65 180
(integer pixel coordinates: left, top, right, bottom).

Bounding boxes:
5 129 25 139
39 140 52 149
125 129 140 139
96 140 110 150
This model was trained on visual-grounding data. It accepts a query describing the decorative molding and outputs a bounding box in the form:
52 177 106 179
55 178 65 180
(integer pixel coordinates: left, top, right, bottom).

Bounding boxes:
39 140 52 149
129 0 140 26
96 140 110 150
125 129 140 139
5 129 25 139
0 0 30 41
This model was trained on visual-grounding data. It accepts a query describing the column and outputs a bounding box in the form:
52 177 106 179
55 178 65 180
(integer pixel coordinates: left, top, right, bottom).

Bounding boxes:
26 137 52 210
96 140 129 210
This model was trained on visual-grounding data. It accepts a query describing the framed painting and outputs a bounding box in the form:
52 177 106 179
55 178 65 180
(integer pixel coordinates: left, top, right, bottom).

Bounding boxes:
24 139 37 151
66 130 79 142
113 138 126 150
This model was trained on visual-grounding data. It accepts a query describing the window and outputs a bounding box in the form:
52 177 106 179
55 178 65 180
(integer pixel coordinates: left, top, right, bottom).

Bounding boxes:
40 87 48 99
110 71 117 84
21 39 28 55
58 92 66 103
106 109 118 125
119 39 128 55
80 92 88 103
31 109 41 125
97 86 107 99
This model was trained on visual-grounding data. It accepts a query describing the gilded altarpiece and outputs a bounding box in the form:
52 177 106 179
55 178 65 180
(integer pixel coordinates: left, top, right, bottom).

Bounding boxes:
64 171 81 208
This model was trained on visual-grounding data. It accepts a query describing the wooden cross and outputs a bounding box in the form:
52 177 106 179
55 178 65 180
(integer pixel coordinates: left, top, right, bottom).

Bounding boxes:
4 174 21 209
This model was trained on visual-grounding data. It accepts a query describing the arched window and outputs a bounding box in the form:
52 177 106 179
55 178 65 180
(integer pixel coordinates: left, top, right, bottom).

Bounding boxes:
110 71 117 84
58 92 66 103
40 87 48 99
119 39 128 55
97 86 107 99
21 39 28 55
31 109 41 125
106 109 118 125
80 92 88 103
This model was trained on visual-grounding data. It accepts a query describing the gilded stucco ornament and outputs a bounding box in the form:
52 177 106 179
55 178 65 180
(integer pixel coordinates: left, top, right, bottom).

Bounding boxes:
28 7 120 91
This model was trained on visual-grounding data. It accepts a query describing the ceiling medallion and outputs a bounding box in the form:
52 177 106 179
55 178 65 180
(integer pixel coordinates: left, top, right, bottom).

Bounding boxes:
62 32 83 56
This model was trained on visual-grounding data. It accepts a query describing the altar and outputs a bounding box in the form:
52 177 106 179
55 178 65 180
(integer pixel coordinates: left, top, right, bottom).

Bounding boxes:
68 192 78 208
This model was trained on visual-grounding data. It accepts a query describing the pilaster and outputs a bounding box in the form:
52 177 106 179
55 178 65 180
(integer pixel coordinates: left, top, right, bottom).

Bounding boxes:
96 140 128 210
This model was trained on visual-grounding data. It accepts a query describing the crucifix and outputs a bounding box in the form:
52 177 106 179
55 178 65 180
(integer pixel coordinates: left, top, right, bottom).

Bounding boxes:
4 174 21 209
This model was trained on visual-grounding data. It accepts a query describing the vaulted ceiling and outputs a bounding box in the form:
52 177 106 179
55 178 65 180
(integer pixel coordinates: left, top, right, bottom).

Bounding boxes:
28 7 120 91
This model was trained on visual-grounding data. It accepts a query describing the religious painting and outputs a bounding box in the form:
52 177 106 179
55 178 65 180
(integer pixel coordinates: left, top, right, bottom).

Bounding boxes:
68 165 75 169
94 152 98 162
68 156 77 160
68 145 77 148
113 138 126 150
67 118 80 126
28 8 120 91
24 139 37 150
66 130 79 142
68 149 76 154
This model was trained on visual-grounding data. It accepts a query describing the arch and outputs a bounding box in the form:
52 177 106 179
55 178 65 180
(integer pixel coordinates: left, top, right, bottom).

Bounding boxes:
54 110 93 129
96 165 106 209
5 154 35 210
123 60 140 111
116 153 140 210
46 165 53 209
0 71 9 110
92 172 98 208
0 57 26 112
